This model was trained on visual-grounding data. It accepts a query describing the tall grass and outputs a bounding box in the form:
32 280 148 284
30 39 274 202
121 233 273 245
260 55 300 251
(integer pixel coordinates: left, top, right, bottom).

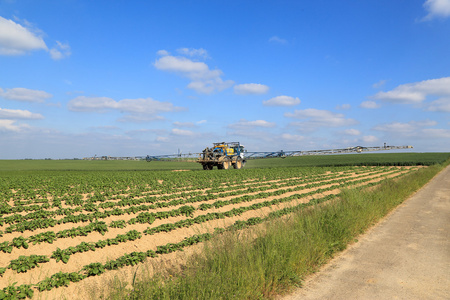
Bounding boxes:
104 161 448 300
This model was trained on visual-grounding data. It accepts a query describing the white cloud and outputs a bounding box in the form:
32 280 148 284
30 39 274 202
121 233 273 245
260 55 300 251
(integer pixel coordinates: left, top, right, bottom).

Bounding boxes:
373 120 450 147
0 108 44 119
371 77 450 104
118 98 184 115
374 122 416 133
0 16 47 55
421 128 450 138
0 119 31 132
422 0 450 20
344 129 361 136
67 96 186 122
372 80 387 89
172 128 195 136
269 36 288 44
157 49 169 56
285 108 358 130
228 129 275 142
0 87 52 103
336 104 351 110
50 41 71 60
263 95 301 106
228 119 276 129
177 48 208 58
155 55 208 73
373 120 437 134
372 89 424 104
360 100 380 109
68 96 117 112
281 133 305 142
173 121 196 127
154 50 234 94
234 83 269 95
361 135 379 143
187 78 233 94
156 136 169 142
427 97 450 112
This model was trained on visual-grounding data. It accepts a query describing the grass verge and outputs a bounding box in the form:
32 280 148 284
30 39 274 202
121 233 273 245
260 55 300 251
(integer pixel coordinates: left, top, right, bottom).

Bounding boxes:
104 161 448 300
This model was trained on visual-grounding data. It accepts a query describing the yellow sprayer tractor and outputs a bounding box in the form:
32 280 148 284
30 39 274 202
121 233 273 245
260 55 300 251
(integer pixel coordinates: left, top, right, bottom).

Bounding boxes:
197 142 246 170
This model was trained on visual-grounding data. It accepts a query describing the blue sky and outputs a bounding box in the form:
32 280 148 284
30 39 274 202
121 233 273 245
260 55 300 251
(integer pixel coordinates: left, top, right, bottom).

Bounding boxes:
1 0 449 159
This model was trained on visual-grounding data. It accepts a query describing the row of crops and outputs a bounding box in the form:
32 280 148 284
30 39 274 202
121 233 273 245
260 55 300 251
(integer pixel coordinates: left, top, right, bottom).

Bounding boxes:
0 165 422 299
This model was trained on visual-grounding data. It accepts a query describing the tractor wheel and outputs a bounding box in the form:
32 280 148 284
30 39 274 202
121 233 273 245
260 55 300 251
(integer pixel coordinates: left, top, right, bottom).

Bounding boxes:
222 161 230 170
233 160 242 169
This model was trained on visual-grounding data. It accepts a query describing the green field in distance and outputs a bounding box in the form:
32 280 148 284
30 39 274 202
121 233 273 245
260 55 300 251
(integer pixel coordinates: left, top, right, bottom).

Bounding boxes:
1 152 449 172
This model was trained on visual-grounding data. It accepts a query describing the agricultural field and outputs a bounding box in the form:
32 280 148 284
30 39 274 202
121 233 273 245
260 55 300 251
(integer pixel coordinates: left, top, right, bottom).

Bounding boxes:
0 153 448 299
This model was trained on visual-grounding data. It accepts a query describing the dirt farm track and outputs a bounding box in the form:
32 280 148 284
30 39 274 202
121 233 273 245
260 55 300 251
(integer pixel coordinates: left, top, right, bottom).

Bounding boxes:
283 165 450 300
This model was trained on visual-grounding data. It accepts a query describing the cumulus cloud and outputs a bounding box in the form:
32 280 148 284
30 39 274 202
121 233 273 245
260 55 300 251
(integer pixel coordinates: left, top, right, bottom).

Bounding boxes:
0 87 52 103
428 97 450 112
372 79 387 89
177 47 208 58
154 50 234 94
263 95 301 106
172 128 195 136
157 49 169 56
373 120 437 134
0 119 32 132
173 121 196 128
361 135 379 143
281 133 305 142
0 16 47 55
374 122 416 133
155 55 208 73
285 108 357 131
0 17 71 60
336 104 351 110
344 129 361 136
234 83 269 95
0 107 41 132
373 120 449 143
67 96 186 122
68 96 116 112
0 108 44 119
156 136 170 142
50 41 71 60
269 36 288 44
421 128 450 138
422 0 450 21
371 77 450 105
228 119 276 129
360 100 380 109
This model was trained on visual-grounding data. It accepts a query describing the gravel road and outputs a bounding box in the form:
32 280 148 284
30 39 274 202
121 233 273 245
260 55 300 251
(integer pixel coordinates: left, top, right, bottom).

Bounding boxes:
283 165 450 300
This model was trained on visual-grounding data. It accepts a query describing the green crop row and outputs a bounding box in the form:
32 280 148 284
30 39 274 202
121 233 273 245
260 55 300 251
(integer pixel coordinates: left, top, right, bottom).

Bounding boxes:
1 168 399 278
7 169 410 277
